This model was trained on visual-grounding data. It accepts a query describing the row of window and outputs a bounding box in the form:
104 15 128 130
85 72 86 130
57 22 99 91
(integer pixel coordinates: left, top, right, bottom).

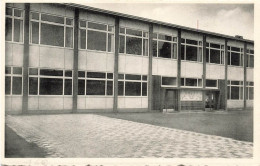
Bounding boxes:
5 7 254 67
227 80 254 100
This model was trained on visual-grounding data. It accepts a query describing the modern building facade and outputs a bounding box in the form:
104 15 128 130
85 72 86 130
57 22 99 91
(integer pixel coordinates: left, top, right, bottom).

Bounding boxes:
5 3 254 114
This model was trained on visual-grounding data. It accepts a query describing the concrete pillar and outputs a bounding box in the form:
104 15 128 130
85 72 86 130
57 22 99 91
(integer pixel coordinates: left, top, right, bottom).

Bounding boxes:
243 42 247 109
224 39 228 111
148 24 153 111
72 8 79 113
22 3 30 114
177 29 182 111
113 17 120 113
202 35 206 111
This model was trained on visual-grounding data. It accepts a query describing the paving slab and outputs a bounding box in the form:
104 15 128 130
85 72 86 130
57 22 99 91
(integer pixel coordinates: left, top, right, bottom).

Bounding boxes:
5 114 253 158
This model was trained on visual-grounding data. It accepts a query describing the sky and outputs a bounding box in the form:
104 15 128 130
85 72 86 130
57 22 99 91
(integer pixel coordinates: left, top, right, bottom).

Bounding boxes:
82 3 254 40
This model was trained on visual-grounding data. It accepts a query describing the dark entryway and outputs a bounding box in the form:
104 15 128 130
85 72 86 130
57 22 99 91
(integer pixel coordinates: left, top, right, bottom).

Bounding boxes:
164 89 177 110
205 90 220 109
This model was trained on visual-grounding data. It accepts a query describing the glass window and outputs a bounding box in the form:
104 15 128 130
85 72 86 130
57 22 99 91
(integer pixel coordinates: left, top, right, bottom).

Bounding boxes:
152 40 157 57
230 52 240 66
142 82 147 96
5 17 12 41
29 77 38 95
65 27 73 48
107 81 113 95
162 77 177 86
78 71 85 78
5 67 11 74
13 67 22 74
107 73 113 79
87 72 106 78
86 80 105 95
249 87 254 100
41 23 64 47
206 79 217 88
88 22 107 31
210 49 221 64
126 29 142 36
158 41 171 58
41 14 64 24
12 77 22 95
87 30 106 51
78 79 85 95
118 81 124 96
31 12 39 20
125 82 141 96
13 19 23 42
31 22 39 44
185 78 197 86
186 46 198 61
5 76 11 95
231 86 239 99
64 79 72 95
6 8 12 16
39 78 63 95
125 74 141 80
119 35 125 53
126 36 142 55
40 69 63 76
79 29 86 49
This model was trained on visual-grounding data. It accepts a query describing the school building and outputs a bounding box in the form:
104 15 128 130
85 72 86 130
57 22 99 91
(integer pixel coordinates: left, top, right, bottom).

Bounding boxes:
5 3 254 114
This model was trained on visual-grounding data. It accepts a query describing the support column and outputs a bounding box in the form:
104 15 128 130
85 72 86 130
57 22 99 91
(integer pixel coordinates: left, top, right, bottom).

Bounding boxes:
22 3 30 114
148 24 153 111
177 29 182 111
243 42 247 109
224 39 228 111
72 8 79 113
113 17 120 113
202 35 206 111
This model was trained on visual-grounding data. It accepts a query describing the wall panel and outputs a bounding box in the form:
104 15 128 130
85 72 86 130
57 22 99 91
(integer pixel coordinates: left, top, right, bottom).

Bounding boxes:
124 97 142 108
77 96 86 109
63 97 73 109
40 46 65 69
206 64 225 79
86 51 107 72
227 100 244 108
64 49 74 69
5 96 12 112
29 45 40 67
85 97 107 109
5 43 13 66
78 50 87 70
247 68 254 82
12 44 24 66
228 67 244 81
38 97 64 110
181 61 203 78
28 96 39 110
120 19 149 31
11 96 23 112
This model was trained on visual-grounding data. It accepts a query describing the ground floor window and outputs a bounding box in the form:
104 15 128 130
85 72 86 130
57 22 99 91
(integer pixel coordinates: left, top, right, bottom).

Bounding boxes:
78 71 113 96
227 80 243 100
28 68 72 95
5 66 23 95
206 79 218 88
118 73 147 96
181 77 202 88
161 77 177 87
246 81 254 100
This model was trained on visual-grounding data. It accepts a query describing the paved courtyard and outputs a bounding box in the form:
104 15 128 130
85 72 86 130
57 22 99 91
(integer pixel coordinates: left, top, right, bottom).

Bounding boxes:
6 114 253 158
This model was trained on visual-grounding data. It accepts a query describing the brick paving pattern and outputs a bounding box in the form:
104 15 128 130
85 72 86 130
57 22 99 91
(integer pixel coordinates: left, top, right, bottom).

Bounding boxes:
5 114 253 158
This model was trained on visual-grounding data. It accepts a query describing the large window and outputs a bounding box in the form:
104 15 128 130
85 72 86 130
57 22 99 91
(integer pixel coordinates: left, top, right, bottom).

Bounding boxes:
5 66 23 95
227 80 243 100
28 68 72 95
5 7 24 42
30 12 73 48
79 21 114 52
78 71 113 96
227 46 243 67
246 81 254 100
153 33 177 59
181 38 202 62
118 74 147 96
119 28 148 56
161 77 177 87
181 77 202 87
206 79 218 88
206 42 224 64
247 48 254 68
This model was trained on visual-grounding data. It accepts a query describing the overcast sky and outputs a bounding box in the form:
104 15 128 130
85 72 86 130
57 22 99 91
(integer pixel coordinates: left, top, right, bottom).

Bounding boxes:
83 3 254 40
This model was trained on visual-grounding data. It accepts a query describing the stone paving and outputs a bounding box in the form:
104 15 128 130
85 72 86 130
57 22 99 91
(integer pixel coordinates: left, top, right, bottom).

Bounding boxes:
5 114 253 158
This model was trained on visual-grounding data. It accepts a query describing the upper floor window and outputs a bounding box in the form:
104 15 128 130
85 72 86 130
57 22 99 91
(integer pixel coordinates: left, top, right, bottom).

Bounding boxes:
181 38 202 62
206 42 225 64
152 33 177 59
5 7 24 43
181 77 202 88
227 46 243 67
247 48 254 68
119 28 148 56
30 12 73 48
79 21 114 52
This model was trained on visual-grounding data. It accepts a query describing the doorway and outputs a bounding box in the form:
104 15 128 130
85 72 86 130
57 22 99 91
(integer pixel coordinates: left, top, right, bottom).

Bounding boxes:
164 89 177 110
205 91 219 109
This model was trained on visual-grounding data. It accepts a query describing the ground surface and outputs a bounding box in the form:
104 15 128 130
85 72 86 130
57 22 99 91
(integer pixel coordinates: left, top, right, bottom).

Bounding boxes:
5 113 253 158
97 111 253 142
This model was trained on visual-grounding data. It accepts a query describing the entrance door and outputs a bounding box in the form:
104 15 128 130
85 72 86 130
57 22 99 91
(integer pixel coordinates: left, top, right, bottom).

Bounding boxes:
164 90 177 110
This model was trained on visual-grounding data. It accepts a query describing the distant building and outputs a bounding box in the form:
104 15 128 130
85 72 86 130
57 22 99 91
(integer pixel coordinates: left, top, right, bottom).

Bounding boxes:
5 3 254 114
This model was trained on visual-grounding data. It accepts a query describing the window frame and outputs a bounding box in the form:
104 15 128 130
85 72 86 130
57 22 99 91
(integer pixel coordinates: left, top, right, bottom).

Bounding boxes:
5 66 23 96
29 11 74 48
152 33 178 59
247 48 254 68
5 7 24 43
246 81 254 100
181 77 203 88
206 42 225 65
161 76 177 87
119 27 149 56
28 68 73 96
79 20 115 53
227 46 244 67
181 38 203 62
227 80 244 100
205 79 218 89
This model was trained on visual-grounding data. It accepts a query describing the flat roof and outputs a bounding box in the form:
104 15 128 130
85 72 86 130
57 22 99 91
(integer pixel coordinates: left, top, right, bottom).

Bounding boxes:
65 3 253 44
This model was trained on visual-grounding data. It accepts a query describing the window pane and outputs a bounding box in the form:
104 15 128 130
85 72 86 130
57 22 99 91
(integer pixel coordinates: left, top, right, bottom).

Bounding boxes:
152 40 157 57
198 47 202 62
142 82 147 96
14 9 22 17
31 22 39 44
227 86 230 99
142 75 147 81
126 29 142 36
249 87 254 100
5 17 12 41
162 77 177 86
198 79 202 87
78 79 85 95
107 73 113 79
210 43 220 49
65 70 72 77
41 14 64 24
29 68 38 75
78 71 85 78
181 45 185 60
88 22 106 31
5 76 11 95
5 67 11 74
239 87 243 100
125 82 141 96
108 25 113 32
29 77 38 95
80 21 86 27
65 27 73 48
119 35 125 53
40 78 63 95
31 12 39 20
119 28 125 34
231 86 239 99
41 23 64 47
206 48 209 63
210 49 220 64
125 74 141 80
79 29 86 49
231 47 240 52
107 81 113 95
185 78 197 86
12 77 22 94
87 30 106 51
118 74 124 80
172 44 177 59
158 34 171 41
13 19 23 42
87 72 106 78
118 81 124 96
66 18 73 25
126 36 142 55
13 67 22 74
64 79 72 95
40 69 63 76
206 80 217 87
249 55 254 67
230 52 240 66
6 8 12 16
181 78 184 86
186 39 198 45
158 41 171 58
108 33 114 52
143 39 148 56
86 80 105 95
186 46 198 61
